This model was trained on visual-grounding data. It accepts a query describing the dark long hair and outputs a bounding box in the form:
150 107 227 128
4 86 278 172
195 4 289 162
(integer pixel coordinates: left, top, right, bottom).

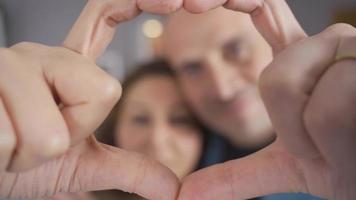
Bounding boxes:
95 59 209 170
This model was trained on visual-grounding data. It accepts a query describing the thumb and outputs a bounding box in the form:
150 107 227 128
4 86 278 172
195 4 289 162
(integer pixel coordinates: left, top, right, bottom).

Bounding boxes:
178 142 308 200
184 0 307 55
0 137 180 200
72 139 180 200
249 0 307 54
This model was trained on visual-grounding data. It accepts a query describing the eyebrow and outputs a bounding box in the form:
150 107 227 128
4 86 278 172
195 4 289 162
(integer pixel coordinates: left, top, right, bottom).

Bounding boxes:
124 101 148 110
175 56 202 69
221 37 243 49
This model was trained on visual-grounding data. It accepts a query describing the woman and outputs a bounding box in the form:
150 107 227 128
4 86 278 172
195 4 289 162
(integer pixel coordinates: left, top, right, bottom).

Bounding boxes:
94 59 208 200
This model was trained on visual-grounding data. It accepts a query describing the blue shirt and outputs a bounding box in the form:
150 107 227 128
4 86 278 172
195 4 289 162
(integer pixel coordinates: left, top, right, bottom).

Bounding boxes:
262 193 324 200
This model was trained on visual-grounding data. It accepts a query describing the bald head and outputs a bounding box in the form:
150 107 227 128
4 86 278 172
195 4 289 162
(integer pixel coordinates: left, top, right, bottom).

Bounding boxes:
162 8 265 65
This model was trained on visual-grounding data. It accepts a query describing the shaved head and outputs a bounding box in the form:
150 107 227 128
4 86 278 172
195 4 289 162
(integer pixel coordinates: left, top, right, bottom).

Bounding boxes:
162 8 266 65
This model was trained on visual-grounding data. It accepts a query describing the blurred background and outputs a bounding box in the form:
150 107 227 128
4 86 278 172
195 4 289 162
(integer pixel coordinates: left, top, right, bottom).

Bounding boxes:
0 0 355 79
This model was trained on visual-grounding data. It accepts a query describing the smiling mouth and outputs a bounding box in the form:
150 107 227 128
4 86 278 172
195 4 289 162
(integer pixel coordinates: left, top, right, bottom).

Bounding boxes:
207 87 256 114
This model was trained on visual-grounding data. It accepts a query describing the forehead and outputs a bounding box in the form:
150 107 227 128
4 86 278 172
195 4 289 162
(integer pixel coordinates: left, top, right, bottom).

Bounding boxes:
124 75 183 106
163 8 258 65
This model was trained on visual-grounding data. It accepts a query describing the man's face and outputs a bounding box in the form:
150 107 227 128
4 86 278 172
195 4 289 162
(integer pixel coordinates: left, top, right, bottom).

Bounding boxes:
163 8 273 146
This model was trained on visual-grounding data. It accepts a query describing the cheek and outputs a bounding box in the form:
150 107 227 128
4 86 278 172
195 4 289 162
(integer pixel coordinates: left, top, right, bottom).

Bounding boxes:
116 124 149 152
174 130 203 163
182 80 206 108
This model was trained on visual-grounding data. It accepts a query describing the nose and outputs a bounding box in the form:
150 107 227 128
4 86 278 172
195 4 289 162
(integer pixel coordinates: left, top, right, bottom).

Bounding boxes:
149 121 174 159
203 51 246 101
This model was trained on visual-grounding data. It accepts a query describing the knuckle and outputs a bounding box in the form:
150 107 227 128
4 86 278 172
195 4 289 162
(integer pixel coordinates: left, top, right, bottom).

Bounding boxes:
9 42 47 56
0 132 16 155
325 23 356 37
253 0 265 9
138 0 182 13
304 63 356 134
91 0 139 23
9 132 70 172
42 136 69 158
184 0 210 13
28 133 70 159
10 41 36 50
97 74 122 105
112 2 139 22
157 0 182 13
329 23 355 32
259 65 294 100
226 0 264 12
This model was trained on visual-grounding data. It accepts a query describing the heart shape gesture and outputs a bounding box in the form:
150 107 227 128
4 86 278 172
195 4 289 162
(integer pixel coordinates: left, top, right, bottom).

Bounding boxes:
1 0 355 200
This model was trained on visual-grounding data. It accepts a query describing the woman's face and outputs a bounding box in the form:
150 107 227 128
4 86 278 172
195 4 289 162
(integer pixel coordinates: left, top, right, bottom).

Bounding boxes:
115 75 203 178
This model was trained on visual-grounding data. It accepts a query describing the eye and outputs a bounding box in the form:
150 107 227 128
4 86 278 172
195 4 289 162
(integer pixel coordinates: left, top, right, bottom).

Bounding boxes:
170 115 195 127
180 61 204 77
222 39 250 64
131 115 150 126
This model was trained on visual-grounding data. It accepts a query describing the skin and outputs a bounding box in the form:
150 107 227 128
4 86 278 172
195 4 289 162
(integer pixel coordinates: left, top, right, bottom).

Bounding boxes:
115 75 203 179
37 192 94 200
163 8 274 148
175 0 356 200
0 0 355 199
178 23 356 200
0 1 182 199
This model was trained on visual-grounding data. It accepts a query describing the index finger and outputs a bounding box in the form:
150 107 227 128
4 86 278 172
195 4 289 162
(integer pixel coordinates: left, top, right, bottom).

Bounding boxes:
0 137 180 200
63 0 183 60
184 0 307 54
178 142 308 200
63 0 140 60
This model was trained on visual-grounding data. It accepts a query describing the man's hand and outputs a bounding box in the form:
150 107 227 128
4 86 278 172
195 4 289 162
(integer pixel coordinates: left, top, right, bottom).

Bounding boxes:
38 192 94 200
176 0 356 199
0 0 181 199
178 25 356 200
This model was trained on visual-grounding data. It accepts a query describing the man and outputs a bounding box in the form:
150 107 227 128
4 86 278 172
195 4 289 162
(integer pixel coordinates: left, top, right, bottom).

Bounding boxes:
162 8 275 150
172 0 356 200
161 5 320 200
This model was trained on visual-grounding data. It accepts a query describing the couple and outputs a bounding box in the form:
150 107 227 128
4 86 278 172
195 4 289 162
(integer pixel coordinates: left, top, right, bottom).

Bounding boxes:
0 0 355 200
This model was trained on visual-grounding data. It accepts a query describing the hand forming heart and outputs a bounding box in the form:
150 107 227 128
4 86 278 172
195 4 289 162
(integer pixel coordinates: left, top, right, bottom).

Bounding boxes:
0 0 355 200
0 1 183 199
176 1 356 200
